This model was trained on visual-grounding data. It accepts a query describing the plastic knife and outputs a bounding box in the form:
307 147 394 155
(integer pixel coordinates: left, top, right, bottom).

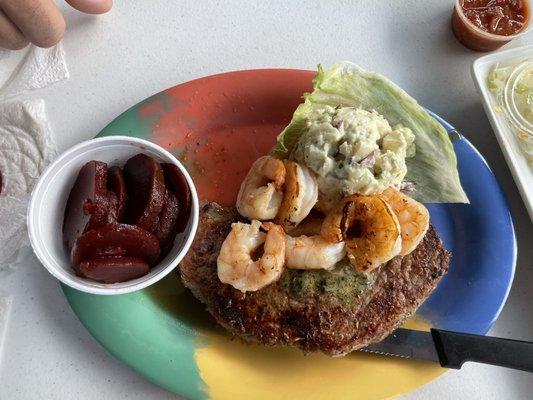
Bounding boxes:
361 328 533 372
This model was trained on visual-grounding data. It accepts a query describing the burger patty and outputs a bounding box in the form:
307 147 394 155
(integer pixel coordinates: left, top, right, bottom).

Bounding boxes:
180 203 450 356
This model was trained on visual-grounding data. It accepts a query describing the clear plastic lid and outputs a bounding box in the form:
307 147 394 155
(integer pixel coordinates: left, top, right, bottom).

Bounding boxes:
503 61 533 137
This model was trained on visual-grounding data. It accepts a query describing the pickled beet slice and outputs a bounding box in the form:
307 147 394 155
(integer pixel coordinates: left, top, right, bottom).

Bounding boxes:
93 244 127 258
162 163 191 233
155 189 179 257
123 154 165 233
71 223 160 266
74 256 150 284
107 166 127 221
63 161 109 251
106 191 119 223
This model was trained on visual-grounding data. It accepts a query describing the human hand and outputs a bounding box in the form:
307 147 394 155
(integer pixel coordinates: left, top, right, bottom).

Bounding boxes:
0 0 112 50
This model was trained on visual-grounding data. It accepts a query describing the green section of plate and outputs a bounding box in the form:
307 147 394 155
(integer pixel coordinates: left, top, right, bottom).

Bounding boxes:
62 95 207 399
99 95 160 139
62 274 207 400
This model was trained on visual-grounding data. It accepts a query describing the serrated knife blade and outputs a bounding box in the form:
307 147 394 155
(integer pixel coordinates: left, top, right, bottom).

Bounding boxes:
359 328 533 373
361 328 439 363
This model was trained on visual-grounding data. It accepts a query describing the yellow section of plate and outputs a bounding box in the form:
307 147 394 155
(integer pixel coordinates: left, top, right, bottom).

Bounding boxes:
195 317 444 400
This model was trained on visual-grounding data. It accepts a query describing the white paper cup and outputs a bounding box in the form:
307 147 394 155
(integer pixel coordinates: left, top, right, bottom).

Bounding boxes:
28 136 199 295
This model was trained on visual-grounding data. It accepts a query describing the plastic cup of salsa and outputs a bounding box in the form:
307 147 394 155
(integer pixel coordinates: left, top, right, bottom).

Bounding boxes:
452 0 532 52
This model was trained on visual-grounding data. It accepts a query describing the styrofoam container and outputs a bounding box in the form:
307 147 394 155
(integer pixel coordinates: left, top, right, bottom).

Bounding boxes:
28 136 199 295
472 45 533 221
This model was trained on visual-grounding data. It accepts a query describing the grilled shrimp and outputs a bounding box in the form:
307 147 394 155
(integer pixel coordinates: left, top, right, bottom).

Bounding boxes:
217 220 286 292
274 160 318 231
285 235 346 270
236 156 286 220
321 195 401 271
287 217 323 237
381 188 429 256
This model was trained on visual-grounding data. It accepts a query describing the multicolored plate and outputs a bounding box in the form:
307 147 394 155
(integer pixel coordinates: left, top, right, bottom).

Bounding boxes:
62 69 516 399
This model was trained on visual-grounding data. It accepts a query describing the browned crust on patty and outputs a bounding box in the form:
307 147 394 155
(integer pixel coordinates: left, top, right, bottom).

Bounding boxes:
180 203 450 356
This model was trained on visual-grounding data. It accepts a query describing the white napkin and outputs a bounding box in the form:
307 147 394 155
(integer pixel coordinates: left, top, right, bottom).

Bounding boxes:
0 43 69 100
0 99 57 265
0 44 67 268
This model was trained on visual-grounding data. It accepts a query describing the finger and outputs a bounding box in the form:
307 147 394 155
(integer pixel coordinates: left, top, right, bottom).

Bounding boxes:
65 0 112 15
1 0 65 48
0 10 28 50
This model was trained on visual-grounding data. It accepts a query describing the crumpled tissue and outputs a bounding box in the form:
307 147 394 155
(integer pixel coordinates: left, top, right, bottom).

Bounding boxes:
0 43 69 99
0 99 57 265
0 43 66 269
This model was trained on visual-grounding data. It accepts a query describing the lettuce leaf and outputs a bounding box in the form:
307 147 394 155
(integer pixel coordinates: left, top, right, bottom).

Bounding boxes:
270 62 469 204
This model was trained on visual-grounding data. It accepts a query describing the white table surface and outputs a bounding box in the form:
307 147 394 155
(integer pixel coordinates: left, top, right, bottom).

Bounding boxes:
1 1 532 399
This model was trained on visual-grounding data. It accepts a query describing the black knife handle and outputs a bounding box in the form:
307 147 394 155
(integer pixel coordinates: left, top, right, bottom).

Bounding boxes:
431 329 533 372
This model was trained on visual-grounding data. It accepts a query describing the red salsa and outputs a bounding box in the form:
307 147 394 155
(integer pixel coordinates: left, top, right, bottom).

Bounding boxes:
462 0 529 35
452 0 530 51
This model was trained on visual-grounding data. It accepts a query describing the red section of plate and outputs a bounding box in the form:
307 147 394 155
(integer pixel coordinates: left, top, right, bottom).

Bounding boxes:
142 70 314 206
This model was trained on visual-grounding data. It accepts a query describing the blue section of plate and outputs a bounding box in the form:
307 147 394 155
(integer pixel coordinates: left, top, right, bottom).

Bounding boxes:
418 112 517 334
